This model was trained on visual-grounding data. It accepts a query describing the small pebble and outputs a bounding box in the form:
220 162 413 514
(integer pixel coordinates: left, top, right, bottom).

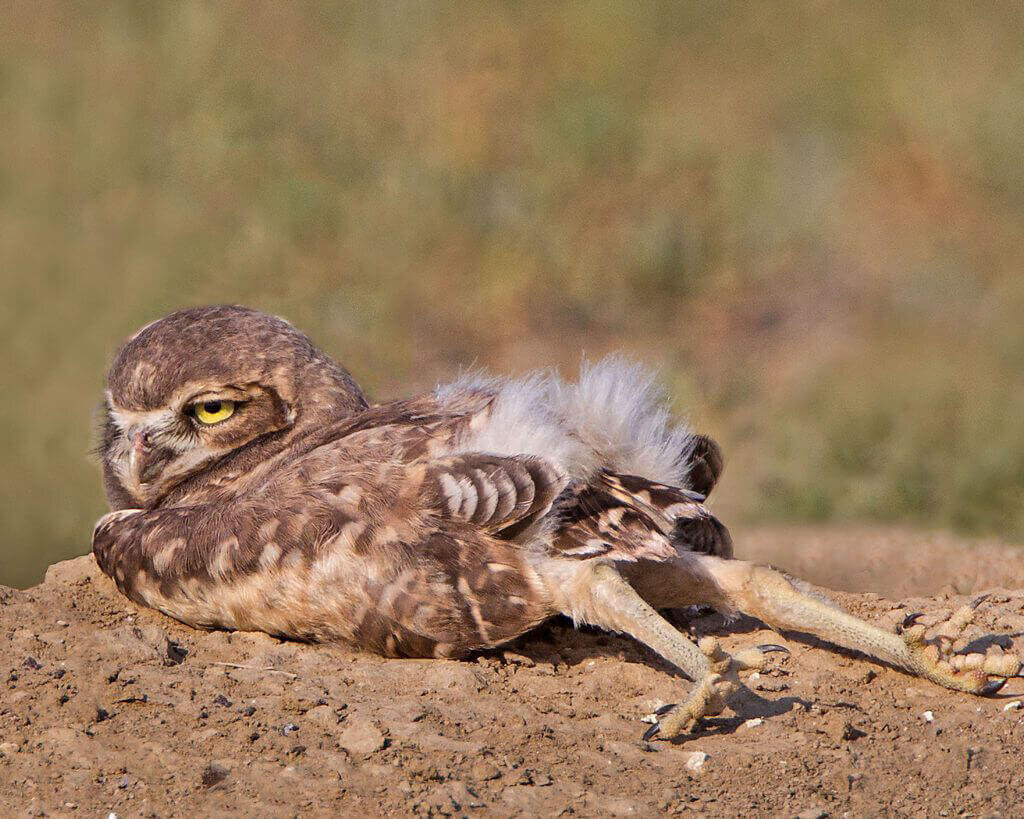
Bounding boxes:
470 761 501 781
502 651 535 667
281 722 300 736
922 710 934 723
1003 701 1023 712
684 751 708 772
741 718 764 729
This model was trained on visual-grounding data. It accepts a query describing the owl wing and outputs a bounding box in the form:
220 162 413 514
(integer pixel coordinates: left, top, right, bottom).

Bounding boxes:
423 453 567 537
550 470 733 562
419 446 731 562
686 433 725 499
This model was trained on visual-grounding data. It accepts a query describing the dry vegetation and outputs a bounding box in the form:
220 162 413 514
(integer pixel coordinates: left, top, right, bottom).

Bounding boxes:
2 2 1023 587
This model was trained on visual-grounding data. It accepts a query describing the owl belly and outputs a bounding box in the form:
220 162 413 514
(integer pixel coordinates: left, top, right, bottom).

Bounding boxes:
125 533 554 659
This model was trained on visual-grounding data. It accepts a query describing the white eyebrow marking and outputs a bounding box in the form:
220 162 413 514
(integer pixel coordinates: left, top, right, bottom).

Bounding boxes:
106 394 174 432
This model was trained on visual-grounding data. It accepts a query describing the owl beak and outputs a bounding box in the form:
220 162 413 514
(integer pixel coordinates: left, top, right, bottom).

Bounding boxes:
129 428 171 486
132 429 151 454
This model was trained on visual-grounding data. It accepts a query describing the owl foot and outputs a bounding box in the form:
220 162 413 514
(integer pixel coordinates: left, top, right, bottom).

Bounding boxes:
642 638 788 741
898 596 1023 695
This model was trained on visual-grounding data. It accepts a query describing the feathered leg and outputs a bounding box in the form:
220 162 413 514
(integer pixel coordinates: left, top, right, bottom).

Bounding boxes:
542 561 779 740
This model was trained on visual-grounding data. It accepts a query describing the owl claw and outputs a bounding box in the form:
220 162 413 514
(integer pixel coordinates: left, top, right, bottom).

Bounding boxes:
643 673 732 741
642 638 788 741
900 612 924 632
980 678 1008 696
900 600 1023 695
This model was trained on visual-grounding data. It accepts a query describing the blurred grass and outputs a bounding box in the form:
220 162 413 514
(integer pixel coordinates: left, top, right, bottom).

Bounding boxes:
2 1 1023 587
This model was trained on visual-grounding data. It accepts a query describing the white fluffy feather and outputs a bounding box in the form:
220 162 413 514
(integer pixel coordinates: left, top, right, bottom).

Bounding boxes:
436 355 694 487
548 355 694 485
439 370 596 478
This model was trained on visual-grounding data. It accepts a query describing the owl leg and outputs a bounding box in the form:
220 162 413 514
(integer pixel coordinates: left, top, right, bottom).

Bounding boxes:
626 554 1023 697
548 562 778 740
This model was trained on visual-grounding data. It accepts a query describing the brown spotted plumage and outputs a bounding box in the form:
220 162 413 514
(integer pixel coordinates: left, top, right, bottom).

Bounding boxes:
93 306 1023 741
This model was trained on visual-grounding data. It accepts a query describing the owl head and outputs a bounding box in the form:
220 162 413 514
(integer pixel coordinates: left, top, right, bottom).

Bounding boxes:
99 305 368 509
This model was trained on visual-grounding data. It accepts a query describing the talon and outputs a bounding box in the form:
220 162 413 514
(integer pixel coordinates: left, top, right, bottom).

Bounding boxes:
642 723 661 741
650 673 729 740
757 643 790 655
970 593 991 610
681 489 707 503
900 612 924 631
654 703 677 716
980 678 1008 696
899 604 1023 695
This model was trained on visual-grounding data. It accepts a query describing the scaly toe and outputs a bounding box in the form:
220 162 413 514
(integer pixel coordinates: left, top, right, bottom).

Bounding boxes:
646 674 730 741
732 647 769 671
984 652 1023 678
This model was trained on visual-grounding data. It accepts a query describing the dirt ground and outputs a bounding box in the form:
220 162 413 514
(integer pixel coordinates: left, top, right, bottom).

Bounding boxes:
2 528 1023 818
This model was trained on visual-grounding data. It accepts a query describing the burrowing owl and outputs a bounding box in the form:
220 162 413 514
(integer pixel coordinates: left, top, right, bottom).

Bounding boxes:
93 306 1021 740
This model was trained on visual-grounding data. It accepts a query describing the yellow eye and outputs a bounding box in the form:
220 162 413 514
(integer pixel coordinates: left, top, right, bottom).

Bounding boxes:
193 399 236 425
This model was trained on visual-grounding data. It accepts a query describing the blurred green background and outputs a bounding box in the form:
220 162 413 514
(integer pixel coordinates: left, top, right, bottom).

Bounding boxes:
3 1 1023 588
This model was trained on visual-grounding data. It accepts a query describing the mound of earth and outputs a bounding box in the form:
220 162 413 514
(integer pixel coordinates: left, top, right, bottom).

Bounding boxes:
2 530 1023 817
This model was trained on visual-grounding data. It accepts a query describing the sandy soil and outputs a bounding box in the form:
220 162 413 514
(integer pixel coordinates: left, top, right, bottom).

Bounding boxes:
2 528 1023 817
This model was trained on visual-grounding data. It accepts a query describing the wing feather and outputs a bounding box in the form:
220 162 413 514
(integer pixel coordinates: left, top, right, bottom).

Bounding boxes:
551 470 733 562
425 453 567 536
